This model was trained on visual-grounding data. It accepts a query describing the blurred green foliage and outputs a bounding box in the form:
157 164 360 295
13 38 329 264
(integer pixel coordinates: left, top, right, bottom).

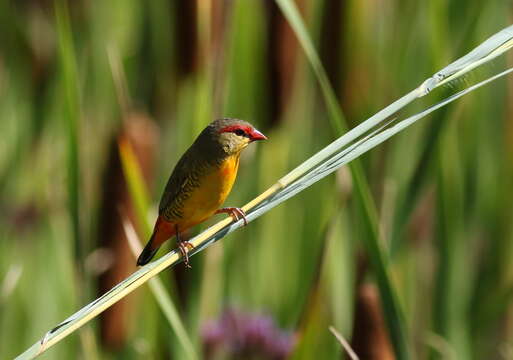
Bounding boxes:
1 0 513 359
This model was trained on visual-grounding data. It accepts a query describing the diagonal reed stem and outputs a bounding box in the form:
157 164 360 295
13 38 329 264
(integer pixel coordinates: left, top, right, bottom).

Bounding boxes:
15 23 513 360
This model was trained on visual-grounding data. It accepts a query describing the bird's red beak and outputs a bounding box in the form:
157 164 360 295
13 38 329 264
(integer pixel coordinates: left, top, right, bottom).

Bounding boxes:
249 129 267 142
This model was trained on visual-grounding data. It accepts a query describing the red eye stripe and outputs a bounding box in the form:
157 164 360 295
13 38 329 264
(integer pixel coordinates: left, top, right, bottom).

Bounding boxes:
218 125 253 134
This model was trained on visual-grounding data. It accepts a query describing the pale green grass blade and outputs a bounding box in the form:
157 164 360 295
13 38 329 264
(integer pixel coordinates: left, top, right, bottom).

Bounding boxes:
329 326 359 360
15 68 511 359
123 220 198 360
118 138 197 359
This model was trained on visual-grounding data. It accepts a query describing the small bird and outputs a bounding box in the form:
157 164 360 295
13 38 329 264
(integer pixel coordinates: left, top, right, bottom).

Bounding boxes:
137 118 267 267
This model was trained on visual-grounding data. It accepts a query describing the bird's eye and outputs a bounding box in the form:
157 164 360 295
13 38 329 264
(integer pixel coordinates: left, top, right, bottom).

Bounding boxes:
234 129 246 136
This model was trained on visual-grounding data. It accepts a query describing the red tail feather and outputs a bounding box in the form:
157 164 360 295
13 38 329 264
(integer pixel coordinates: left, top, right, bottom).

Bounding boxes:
136 216 175 266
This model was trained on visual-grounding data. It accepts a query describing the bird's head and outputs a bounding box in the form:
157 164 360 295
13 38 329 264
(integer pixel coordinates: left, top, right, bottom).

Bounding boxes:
206 118 267 156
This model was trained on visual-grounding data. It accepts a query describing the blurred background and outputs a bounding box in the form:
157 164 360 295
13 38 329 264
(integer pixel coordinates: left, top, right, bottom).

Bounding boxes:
1 0 513 359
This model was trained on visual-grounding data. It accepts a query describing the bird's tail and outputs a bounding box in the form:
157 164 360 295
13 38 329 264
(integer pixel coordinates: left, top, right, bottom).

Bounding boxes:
137 234 160 266
137 215 174 266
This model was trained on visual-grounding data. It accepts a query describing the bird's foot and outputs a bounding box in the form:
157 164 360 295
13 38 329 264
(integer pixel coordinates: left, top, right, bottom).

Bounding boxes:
216 207 248 226
177 241 195 269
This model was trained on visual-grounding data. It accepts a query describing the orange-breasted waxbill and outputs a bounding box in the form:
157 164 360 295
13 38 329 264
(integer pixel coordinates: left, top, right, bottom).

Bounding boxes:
137 118 267 267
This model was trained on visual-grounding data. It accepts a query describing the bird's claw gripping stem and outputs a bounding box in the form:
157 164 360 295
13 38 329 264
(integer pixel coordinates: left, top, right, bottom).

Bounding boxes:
175 224 194 269
177 241 195 269
216 207 248 226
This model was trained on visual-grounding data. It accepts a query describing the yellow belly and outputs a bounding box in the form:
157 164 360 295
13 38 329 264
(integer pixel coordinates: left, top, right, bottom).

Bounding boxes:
178 155 240 229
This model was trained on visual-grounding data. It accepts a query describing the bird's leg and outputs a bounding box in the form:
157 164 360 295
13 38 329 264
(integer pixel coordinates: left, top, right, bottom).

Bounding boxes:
175 225 194 269
215 207 248 226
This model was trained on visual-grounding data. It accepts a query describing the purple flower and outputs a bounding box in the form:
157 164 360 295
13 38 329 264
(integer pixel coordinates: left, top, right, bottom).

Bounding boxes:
201 307 295 360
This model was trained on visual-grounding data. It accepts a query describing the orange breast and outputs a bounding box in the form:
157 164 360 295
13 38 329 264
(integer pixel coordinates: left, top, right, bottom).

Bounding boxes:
176 155 240 230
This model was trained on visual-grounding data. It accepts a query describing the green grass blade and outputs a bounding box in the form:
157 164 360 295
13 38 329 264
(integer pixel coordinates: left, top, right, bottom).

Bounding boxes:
55 0 81 261
117 138 152 237
273 0 345 135
275 0 409 358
